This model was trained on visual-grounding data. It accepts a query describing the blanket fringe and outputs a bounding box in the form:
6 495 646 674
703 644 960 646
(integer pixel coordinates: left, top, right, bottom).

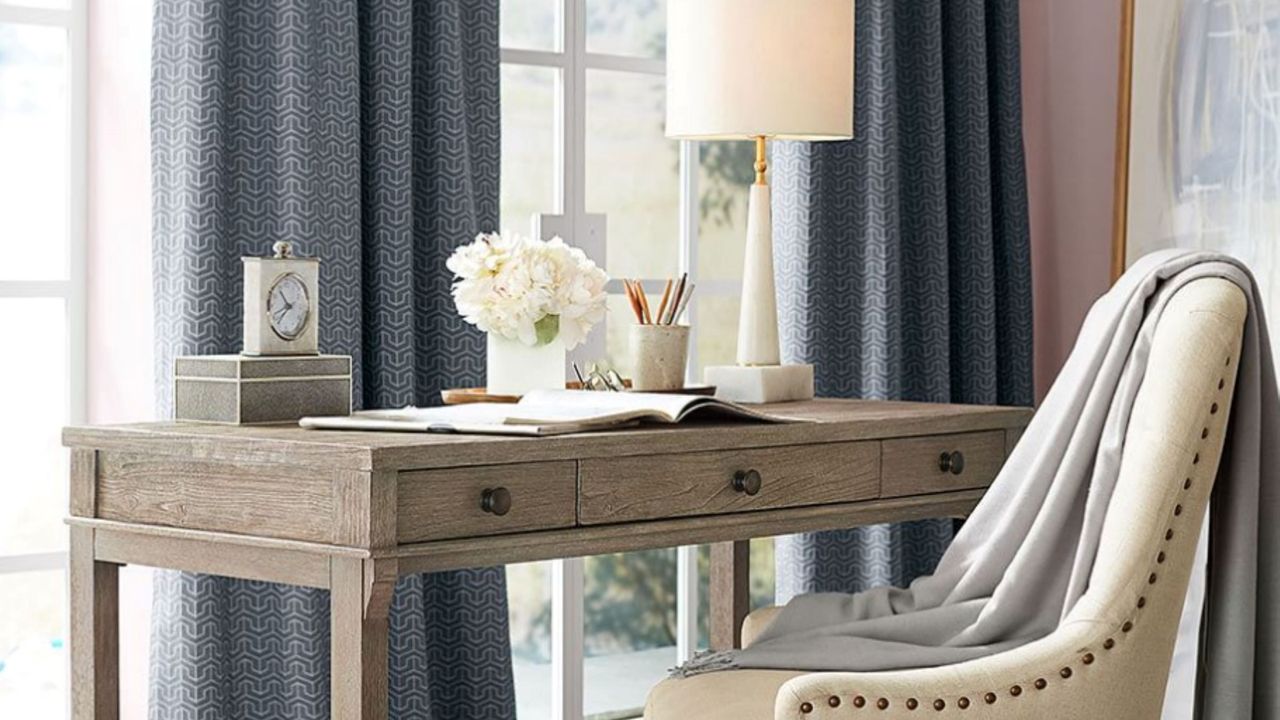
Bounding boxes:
669 649 741 678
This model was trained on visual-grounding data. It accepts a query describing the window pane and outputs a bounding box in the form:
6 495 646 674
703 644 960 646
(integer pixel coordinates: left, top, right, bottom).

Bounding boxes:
501 64 557 234
0 570 67 716
693 294 739 379
586 69 679 280
585 0 665 59
0 299 68 556
697 141 754 281
501 0 558 51
508 561 552 720
584 549 676 719
0 24 68 280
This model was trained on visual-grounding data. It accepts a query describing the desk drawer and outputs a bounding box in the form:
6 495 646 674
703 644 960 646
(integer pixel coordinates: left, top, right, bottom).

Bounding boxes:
578 441 879 525
881 430 1005 498
397 461 577 543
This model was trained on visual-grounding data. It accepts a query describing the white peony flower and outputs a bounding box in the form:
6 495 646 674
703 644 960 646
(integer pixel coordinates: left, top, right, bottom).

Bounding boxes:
447 231 609 349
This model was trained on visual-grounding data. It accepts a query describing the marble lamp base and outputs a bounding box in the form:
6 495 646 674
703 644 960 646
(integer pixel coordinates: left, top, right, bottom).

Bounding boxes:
704 363 814 404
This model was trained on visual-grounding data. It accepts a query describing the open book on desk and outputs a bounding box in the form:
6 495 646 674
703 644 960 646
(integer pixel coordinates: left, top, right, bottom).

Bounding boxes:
299 389 804 437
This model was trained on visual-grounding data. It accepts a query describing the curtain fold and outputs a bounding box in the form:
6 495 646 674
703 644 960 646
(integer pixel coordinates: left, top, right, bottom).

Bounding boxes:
150 1 513 717
772 0 1032 600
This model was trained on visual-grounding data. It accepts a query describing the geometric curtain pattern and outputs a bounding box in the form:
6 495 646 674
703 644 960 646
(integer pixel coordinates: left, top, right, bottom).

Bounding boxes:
150 1 514 717
772 0 1033 600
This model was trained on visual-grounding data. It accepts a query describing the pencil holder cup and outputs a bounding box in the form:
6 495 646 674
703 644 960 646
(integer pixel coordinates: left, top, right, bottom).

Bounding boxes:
630 324 690 391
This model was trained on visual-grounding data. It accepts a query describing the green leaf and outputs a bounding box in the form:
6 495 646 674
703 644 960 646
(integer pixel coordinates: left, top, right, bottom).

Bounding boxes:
535 314 560 346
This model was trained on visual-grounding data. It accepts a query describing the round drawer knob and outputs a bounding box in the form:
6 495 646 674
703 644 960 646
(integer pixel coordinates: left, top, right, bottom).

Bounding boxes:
480 486 512 516
939 451 966 475
733 469 763 496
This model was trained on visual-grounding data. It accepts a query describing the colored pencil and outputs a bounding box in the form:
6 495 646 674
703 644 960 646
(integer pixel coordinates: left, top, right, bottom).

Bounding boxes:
624 281 645 323
635 281 653 324
666 273 688 325
655 279 673 326
672 281 695 324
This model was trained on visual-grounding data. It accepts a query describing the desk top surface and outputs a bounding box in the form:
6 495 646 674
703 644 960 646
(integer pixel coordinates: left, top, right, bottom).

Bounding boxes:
64 398 1033 472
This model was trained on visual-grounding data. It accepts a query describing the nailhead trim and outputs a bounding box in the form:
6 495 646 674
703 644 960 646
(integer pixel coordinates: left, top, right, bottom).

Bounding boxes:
794 385 1224 715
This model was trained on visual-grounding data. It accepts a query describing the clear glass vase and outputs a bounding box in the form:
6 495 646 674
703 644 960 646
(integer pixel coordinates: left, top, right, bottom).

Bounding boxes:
486 333 566 396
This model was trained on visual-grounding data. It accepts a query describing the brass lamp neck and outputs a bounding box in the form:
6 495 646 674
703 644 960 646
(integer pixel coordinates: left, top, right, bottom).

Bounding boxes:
753 135 768 186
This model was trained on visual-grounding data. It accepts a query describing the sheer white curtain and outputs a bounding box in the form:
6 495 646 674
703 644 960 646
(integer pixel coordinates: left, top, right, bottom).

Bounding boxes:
1127 0 1280 354
1124 1 1280 717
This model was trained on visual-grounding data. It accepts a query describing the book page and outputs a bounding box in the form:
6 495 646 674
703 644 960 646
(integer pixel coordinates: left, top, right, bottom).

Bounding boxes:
511 389 703 424
356 404 518 425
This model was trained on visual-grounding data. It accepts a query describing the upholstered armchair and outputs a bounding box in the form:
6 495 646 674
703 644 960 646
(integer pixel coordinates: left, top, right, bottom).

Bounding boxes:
647 276 1248 719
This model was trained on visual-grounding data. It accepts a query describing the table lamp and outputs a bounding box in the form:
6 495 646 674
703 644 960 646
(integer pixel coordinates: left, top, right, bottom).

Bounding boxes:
666 0 854 403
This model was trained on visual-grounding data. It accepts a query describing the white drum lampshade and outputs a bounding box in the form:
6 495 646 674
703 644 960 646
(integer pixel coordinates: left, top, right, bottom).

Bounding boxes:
666 0 855 141
666 0 854 401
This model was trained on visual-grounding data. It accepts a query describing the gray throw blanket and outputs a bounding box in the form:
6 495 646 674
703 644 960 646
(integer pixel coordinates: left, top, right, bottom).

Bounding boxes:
676 250 1279 718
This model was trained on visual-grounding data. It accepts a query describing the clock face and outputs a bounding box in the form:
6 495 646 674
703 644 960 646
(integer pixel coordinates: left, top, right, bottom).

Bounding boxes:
267 272 311 341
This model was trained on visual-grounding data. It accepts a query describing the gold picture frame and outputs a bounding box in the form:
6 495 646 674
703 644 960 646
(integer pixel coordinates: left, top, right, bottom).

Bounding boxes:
1110 0 1136 283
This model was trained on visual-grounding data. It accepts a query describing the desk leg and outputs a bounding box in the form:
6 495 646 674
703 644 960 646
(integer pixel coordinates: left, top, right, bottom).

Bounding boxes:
331 557 396 720
709 540 750 650
70 526 119 720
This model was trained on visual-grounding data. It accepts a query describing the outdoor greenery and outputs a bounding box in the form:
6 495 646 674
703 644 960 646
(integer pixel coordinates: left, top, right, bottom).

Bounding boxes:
511 540 776 663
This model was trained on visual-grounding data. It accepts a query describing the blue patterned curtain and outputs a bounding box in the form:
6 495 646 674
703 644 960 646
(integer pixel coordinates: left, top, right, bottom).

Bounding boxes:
150 1 513 718
772 0 1032 600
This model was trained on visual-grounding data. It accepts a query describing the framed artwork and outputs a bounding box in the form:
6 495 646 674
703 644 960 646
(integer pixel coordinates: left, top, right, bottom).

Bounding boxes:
1112 0 1279 319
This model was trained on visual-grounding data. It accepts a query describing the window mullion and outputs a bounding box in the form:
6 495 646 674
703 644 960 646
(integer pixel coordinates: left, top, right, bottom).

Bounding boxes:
677 140 699 378
676 546 699 663
551 557 585 720
0 551 68 574
500 48 568 68
0 5 70 26
68 0 88 425
550 3 589 718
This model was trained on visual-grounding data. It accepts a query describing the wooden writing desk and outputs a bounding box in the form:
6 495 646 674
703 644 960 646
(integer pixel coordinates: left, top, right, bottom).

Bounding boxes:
63 398 1032 719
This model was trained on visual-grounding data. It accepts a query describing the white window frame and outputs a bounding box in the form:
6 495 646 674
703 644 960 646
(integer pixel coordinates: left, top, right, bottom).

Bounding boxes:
0 0 89 655
501 2 738 718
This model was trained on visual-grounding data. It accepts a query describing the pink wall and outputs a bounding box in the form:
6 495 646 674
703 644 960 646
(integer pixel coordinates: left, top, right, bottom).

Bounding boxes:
87 1 154 717
87 0 153 423
1020 0 1121 401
